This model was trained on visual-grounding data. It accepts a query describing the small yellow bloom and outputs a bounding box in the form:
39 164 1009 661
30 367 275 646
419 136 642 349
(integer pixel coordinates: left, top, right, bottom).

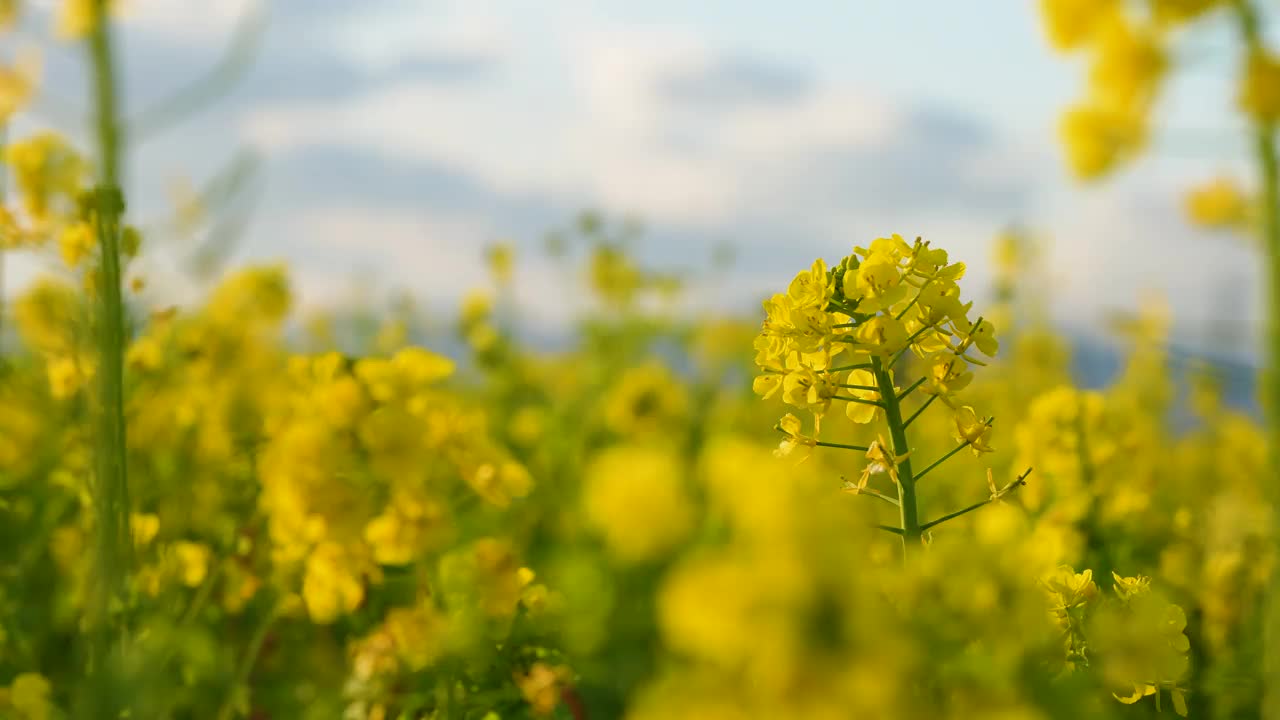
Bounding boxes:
856 434 907 489
173 541 211 587
1112 571 1151 600
954 406 995 455
787 257 831 310
46 355 91 399
515 662 570 716
130 512 160 547
7 673 55 720
775 412 816 459
303 541 365 623
58 222 95 268
1184 176 1249 229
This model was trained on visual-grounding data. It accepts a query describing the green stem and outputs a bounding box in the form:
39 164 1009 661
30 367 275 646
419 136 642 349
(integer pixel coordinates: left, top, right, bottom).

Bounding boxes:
915 441 973 483
832 395 882 407
814 440 871 452
897 376 927 401
1232 4 1280 717
919 498 991 533
216 603 279 720
920 468 1031 532
86 0 131 681
903 393 938 429
871 354 921 554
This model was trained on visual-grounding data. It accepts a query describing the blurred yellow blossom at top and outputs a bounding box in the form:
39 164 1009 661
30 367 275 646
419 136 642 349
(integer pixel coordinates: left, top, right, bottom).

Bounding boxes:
57 0 118 40
1039 0 1117 51
1087 14 1166 108
0 0 19 29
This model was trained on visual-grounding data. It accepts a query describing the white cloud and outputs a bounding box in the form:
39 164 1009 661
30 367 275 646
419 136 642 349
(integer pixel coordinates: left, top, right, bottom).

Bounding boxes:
120 0 257 43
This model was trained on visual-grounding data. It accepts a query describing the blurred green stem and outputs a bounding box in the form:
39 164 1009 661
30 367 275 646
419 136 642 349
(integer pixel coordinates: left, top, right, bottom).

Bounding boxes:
86 0 132 680
872 355 920 555
1232 2 1280 717
216 602 279 720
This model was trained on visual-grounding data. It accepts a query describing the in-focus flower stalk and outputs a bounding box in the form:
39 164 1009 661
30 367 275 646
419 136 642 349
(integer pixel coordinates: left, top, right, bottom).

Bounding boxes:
753 235 1026 560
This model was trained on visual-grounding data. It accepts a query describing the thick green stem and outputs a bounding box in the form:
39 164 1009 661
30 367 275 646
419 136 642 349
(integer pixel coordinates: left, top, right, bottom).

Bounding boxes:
86 0 131 678
1232 4 1280 717
871 355 921 554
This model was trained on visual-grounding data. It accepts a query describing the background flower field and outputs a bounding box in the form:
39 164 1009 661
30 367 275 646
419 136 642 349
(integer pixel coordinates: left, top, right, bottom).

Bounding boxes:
1 0 1279 718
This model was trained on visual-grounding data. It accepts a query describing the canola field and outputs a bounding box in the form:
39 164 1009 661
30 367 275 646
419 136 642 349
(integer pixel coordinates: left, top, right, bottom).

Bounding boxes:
2 0 1280 718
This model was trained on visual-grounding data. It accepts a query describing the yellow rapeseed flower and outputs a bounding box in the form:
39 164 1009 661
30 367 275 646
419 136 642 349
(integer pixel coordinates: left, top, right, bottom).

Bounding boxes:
58 222 94 268
0 51 38 124
1060 103 1145 180
844 368 885 424
4 673 55 720
1184 176 1249 229
1239 50 1280 124
1039 0 1118 51
1088 14 1167 108
583 446 693 564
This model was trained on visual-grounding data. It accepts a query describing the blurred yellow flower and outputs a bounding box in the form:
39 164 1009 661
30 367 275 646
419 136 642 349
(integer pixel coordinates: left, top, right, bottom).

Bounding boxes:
3 673 55 720
1039 0 1117 51
173 541 211 587
58 222 94 268
1088 14 1166 108
1184 176 1249 229
303 541 366 623
1239 50 1280 124
1059 102 1145 179
0 50 38 123
583 446 693 563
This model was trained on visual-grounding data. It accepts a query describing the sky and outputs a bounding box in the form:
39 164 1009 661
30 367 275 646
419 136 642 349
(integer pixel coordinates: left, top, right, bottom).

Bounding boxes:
3 0 1270 360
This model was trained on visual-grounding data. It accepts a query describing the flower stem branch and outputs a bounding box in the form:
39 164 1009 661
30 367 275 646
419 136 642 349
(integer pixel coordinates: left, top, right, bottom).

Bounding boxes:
897 376 927 401
919 468 1032 532
903 394 938 428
